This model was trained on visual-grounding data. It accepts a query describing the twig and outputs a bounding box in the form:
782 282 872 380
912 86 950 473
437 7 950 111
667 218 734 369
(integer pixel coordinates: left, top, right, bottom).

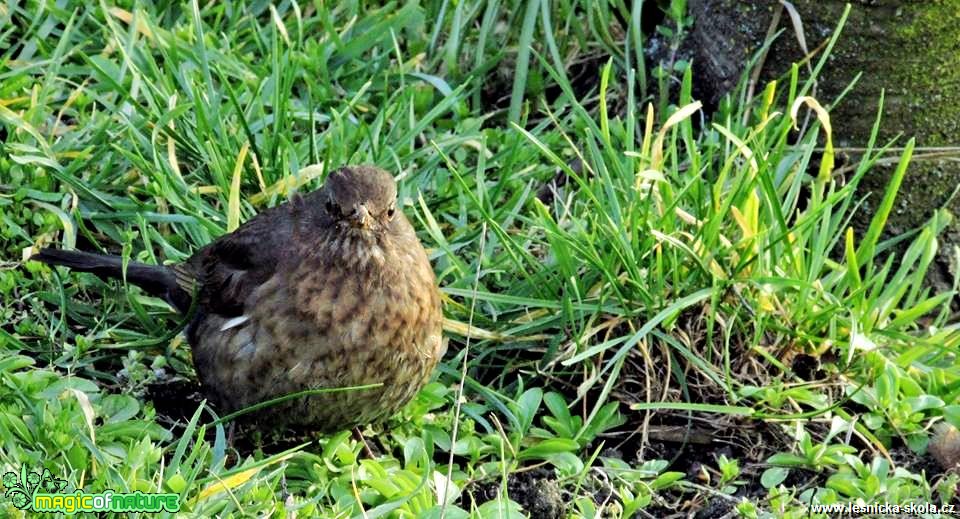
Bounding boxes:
440 221 487 518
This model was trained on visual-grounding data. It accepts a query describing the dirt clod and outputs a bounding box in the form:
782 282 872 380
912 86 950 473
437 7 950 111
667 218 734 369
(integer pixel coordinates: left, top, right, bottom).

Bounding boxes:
466 467 564 519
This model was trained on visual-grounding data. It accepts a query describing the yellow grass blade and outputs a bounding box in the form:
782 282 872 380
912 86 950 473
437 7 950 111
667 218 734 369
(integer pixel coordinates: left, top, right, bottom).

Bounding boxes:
652 101 702 169
195 452 297 502
227 142 250 232
250 163 325 206
790 96 834 182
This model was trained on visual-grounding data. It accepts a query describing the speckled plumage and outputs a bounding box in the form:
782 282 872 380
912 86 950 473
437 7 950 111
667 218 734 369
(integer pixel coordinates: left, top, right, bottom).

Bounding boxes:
34 166 444 432
930 422 960 471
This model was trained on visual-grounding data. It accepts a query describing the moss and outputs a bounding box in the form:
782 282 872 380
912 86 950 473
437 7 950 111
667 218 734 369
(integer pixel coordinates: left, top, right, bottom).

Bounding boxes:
888 2 960 145
828 1 960 282
690 0 960 285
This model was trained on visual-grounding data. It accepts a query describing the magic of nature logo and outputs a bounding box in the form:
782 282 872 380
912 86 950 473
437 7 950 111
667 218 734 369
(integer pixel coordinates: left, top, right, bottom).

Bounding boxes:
2 466 180 514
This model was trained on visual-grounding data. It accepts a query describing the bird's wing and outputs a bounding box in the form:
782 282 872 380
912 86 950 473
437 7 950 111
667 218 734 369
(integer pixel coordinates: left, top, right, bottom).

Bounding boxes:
183 201 298 317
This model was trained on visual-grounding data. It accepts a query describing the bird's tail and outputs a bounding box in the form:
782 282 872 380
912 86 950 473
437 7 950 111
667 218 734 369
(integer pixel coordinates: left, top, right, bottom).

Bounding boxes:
32 248 192 312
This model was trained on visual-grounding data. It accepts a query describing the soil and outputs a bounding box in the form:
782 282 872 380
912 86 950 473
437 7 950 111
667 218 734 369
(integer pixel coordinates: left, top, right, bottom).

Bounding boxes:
463 467 565 519
144 377 205 430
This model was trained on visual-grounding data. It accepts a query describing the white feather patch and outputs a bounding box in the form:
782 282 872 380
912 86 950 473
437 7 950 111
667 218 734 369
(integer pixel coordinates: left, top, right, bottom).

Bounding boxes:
219 315 251 331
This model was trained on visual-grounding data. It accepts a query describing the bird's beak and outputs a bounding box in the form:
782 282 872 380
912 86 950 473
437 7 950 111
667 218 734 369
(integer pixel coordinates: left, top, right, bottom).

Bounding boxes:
349 204 372 229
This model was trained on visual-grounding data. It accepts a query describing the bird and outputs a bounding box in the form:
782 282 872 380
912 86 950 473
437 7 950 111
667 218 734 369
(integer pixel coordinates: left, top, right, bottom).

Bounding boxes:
930 422 960 471
32 165 445 432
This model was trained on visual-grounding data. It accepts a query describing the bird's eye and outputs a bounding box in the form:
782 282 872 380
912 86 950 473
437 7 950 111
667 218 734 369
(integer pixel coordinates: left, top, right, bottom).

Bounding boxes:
325 200 340 216
387 205 396 219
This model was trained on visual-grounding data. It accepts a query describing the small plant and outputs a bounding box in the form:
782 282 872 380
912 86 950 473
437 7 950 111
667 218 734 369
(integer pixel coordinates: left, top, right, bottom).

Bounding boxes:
717 454 742 494
827 455 934 504
118 350 170 397
767 426 857 473
852 353 947 450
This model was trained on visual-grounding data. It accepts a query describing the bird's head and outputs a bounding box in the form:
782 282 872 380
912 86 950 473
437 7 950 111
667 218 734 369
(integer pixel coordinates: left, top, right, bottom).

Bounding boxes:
321 165 399 238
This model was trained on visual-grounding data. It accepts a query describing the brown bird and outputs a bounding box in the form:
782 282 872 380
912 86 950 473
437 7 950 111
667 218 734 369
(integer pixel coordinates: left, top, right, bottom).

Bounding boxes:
33 165 444 432
930 422 960 471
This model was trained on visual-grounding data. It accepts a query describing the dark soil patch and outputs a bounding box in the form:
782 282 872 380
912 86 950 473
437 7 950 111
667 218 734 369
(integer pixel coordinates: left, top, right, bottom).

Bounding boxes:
145 377 327 458
890 440 946 481
692 497 734 519
462 467 565 518
144 377 205 430
597 415 832 517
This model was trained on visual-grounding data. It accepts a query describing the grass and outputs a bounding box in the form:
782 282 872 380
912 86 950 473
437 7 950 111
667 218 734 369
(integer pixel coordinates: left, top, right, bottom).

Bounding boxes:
2 1 959 517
